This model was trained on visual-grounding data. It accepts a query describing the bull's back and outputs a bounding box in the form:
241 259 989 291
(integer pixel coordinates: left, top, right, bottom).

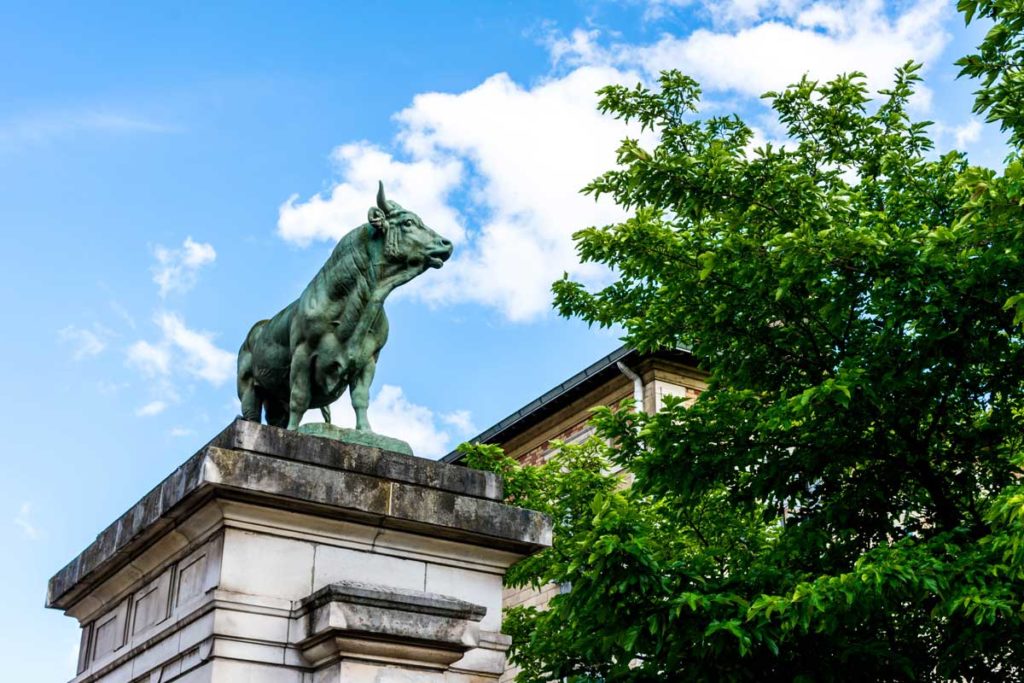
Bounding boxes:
259 300 298 349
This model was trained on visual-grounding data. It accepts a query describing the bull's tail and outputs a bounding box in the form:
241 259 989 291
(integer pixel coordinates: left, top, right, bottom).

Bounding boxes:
237 320 269 421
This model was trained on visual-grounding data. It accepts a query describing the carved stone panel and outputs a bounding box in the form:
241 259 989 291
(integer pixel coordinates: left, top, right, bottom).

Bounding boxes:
91 598 128 661
76 623 92 674
131 568 171 636
174 535 221 611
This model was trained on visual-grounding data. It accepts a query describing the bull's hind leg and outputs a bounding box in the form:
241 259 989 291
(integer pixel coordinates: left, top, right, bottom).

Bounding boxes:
265 400 289 429
237 350 263 422
240 387 263 423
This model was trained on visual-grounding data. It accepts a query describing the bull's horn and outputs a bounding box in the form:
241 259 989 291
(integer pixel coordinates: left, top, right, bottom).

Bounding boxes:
376 181 389 214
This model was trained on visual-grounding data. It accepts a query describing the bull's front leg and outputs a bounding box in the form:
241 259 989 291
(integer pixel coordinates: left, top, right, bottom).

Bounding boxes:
287 342 313 430
350 357 376 432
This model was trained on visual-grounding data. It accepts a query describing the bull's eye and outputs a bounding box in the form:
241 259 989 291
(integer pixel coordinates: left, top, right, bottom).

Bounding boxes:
404 219 414 227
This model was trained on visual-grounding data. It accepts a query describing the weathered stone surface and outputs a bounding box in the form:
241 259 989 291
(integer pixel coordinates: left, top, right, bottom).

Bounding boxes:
49 421 552 683
299 580 487 621
297 421 413 456
312 544 426 593
297 581 486 669
214 419 501 500
426 564 503 632
47 420 547 612
56 511 534 682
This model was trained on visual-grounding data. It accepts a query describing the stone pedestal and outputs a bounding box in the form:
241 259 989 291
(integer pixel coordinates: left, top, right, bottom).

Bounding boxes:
47 420 550 683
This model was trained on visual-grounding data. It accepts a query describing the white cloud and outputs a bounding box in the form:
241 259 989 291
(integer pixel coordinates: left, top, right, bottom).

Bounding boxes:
648 0 933 34
58 324 110 360
127 339 171 376
279 144 466 247
152 237 216 297
280 66 637 321
169 426 194 437
621 0 950 100
708 0 794 26
0 109 172 148
643 0 692 23
135 400 167 417
301 384 474 459
97 380 129 395
932 118 985 152
156 313 234 385
277 0 951 322
442 409 477 435
954 119 982 149
127 313 234 386
14 502 39 540
699 0 854 28
545 28 616 69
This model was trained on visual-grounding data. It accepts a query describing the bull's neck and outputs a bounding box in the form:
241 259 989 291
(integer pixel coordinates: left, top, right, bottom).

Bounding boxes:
319 225 391 300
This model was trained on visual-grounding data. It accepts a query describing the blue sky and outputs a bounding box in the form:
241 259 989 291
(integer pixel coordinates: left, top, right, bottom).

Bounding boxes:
0 1 1009 679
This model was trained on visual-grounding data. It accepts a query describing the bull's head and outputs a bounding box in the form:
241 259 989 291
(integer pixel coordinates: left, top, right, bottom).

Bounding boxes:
367 182 453 273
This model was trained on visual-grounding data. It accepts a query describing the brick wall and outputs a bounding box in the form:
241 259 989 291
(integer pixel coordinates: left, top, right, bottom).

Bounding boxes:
499 582 564 682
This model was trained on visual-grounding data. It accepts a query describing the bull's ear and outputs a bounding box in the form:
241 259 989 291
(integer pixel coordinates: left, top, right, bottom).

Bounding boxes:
368 207 388 233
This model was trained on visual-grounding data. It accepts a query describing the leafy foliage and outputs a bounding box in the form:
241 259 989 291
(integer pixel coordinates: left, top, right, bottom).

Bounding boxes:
957 0 1024 148
467 9 1024 681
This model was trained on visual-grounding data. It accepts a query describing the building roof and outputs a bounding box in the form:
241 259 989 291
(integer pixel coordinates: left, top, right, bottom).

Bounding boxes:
441 344 696 464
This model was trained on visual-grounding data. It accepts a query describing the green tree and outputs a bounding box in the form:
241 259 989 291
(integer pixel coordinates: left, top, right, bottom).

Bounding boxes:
956 0 1024 148
465 6 1024 681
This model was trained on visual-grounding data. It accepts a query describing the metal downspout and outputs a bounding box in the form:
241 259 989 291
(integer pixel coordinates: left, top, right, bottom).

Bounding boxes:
616 361 644 412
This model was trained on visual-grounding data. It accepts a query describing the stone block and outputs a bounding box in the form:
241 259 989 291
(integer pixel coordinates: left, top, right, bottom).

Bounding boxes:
129 629 180 680
170 661 214 683
425 565 502 632
212 608 289 643
177 612 215 652
218 529 314 599
209 659 303 683
337 660 447 682
94 661 133 683
312 544 426 594
210 637 286 665
215 420 502 501
48 422 551 682
50 422 548 611
178 638 213 675
296 580 486 669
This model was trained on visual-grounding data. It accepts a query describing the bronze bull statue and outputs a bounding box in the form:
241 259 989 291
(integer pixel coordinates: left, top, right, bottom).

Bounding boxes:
237 182 453 431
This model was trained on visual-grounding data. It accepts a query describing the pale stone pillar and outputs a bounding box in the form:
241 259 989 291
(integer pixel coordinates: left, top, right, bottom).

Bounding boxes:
47 420 550 683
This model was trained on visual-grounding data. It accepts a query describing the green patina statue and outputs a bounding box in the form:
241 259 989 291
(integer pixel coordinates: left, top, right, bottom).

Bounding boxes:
237 182 453 436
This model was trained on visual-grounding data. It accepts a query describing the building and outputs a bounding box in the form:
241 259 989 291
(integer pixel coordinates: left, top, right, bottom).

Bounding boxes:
442 345 706 467
442 345 708 681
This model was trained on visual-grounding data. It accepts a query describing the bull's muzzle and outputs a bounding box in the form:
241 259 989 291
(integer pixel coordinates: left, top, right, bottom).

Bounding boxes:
428 238 454 269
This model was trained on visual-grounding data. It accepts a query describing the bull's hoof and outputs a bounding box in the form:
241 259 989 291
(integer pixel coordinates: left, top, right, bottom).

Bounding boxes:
296 422 414 456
